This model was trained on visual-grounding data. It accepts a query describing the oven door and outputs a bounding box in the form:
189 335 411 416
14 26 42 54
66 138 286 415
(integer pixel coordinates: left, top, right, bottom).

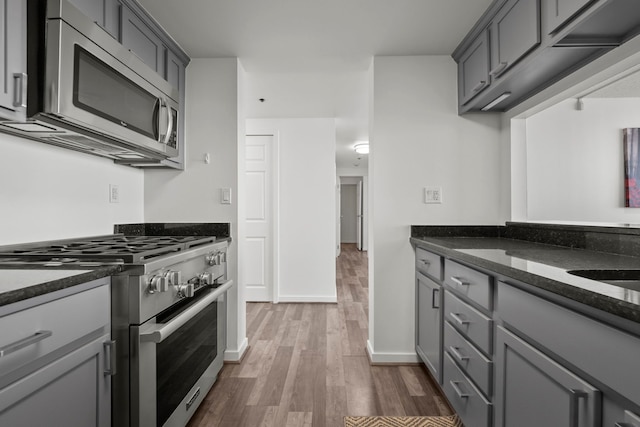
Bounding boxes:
131 280 232 427
42 17 178 158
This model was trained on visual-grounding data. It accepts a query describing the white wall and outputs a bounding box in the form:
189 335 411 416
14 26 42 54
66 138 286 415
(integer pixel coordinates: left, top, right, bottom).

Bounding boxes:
0 133 143 245
369 55 502 362
144 58 247 361
246 118 337 303
526 98 640 223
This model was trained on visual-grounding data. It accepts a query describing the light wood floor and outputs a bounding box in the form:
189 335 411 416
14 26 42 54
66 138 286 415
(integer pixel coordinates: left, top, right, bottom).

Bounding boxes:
187 243 452 427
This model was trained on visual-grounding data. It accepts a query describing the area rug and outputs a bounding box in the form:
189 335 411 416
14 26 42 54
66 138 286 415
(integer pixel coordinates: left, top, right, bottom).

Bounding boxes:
344 415 463 427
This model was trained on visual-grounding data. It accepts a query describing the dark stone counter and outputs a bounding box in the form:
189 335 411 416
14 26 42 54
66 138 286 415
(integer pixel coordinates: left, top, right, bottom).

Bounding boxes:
0 265 121 307
411 222 640 326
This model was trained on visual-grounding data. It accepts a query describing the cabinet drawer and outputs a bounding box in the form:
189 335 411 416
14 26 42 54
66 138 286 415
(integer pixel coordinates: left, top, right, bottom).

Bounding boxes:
0 281 110 380
444 321 492 396
497 282 640 407
415 247 442 280
443 352 491 427
445 291 492 355
445 259 492 310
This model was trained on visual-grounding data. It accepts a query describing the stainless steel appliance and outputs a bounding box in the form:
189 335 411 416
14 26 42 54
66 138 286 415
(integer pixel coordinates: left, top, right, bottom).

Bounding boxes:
0 234 231 427
0 0 179 162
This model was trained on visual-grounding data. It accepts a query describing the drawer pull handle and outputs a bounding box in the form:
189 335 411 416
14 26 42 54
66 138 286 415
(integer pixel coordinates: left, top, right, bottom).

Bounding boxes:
450 381 470 399
449 346 469 361
472 81 487 93
450 313 470 326
569 389 588 427
489 61 509 78
614 423 629 427
0 330 52 358
451 277 470 286
432 288 440 309
419 259 431 267
103 340 117 376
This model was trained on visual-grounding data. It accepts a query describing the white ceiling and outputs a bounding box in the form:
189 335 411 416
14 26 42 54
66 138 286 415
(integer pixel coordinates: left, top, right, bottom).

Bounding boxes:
138 0 494 169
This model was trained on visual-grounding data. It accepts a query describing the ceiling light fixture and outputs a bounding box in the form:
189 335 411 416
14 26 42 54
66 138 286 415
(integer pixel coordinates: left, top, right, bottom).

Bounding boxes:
354 142 369 154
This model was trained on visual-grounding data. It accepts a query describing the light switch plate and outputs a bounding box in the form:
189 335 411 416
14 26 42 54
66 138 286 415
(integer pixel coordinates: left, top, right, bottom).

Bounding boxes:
109 184 119 203
221 188 232 204
424 186 442 204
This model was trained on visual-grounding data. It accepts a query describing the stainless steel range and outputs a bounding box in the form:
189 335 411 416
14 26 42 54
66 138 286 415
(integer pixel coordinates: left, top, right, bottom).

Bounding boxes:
0 233 232 427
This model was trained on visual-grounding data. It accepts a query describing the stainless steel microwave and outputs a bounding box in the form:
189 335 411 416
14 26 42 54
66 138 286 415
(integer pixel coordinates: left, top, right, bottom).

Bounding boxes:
0 0 179 162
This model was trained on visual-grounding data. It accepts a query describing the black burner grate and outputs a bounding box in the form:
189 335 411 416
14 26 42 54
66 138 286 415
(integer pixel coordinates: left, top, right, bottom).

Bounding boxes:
0 235 217 264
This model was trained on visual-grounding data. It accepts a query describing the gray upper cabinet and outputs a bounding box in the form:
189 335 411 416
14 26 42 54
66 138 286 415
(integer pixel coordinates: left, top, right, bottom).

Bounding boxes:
68 0 120 39
0 0 27 122
416 272 442 384
545 0 594 34
121 6 165 75
490 0 541 80
166 49 185 92
494 326 601 427
458 30 490 105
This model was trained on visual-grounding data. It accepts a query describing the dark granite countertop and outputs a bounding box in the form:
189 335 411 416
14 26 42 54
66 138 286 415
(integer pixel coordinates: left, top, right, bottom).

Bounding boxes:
411 223 640 325
0 265 120 308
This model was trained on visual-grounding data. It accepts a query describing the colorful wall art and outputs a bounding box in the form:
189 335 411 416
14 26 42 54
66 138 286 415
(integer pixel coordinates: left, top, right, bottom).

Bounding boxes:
624 128 640 207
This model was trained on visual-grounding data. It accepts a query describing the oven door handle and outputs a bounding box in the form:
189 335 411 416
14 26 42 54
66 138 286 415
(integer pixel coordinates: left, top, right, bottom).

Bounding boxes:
140 279 234 344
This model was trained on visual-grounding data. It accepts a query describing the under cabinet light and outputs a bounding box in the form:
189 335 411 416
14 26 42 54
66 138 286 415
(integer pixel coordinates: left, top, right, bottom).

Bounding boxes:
481 92 512 111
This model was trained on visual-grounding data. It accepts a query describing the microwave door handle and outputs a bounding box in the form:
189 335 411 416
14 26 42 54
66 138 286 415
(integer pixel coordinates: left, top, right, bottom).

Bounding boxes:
163 101 173 145
156 98 168 143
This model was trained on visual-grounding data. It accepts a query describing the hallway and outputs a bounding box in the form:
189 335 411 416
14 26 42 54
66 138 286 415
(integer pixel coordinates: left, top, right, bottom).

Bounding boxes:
187 244 452 426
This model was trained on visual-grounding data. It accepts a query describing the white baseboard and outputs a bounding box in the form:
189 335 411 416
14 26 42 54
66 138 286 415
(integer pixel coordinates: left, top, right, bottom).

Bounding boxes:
366 340 421 364
276 295 337 303
224 337 248 362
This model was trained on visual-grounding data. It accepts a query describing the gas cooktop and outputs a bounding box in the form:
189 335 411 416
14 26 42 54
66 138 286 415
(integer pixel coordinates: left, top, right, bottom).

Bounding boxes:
0 235 218 264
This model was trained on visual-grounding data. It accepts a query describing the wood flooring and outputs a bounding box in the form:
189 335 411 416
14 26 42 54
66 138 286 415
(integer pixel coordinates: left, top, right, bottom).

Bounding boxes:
187 243 452 427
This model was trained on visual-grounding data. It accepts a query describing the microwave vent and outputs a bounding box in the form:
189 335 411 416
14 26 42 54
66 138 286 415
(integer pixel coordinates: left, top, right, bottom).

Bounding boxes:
44 135 126 154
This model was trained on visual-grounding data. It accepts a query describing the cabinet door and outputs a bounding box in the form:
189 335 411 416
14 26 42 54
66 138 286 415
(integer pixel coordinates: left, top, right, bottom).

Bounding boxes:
458 30 490 105
121 5 165 75
416 272 442 384
166 49 185 91
495 326 601 427
490 0 540 79
545 0 595 34
0 334 111 427
68 0 119 39
0 0 26 121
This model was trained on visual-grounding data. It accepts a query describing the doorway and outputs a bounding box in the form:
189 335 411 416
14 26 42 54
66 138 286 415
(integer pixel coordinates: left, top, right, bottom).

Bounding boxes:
338 176 366 251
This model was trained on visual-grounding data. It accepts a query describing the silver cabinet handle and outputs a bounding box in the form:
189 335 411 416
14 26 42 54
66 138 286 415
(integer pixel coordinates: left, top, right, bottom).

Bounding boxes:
569 389 588 427
490 61 509 77
103 340 117 376
13 73 27 108
140 280 233 343
432 288 440 309
451 277 469 286
419 259 430 266
449 346 469 361
450 313 470 326
0 330 52 357
450 381 469 399
472 81 487 93
615 423 629 427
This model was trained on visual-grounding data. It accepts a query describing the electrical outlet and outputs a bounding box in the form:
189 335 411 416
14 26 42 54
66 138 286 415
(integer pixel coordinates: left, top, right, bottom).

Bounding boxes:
109 184 119 203
424 186 442 204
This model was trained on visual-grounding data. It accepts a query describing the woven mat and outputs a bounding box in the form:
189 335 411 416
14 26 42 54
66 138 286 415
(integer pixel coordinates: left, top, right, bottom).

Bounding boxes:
344 415 463 427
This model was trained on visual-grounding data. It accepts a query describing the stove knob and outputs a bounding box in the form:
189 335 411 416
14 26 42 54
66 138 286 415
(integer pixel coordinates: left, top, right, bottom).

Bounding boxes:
148 275 168 294
165 270 182 287
199 272 213 285
176 283 195 298
205 252 219 266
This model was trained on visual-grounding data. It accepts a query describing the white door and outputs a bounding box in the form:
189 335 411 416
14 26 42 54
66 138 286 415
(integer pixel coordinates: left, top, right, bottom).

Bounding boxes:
356 180 363 251
244 135 273 302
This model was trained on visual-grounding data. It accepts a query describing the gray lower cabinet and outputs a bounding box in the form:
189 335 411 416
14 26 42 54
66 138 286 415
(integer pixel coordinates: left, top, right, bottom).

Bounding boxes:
0 333 111 426
490 0 540 79
0 280 112 426
0 0 27 122
458 30 491 105
416 271 442 383
494 326 601 427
